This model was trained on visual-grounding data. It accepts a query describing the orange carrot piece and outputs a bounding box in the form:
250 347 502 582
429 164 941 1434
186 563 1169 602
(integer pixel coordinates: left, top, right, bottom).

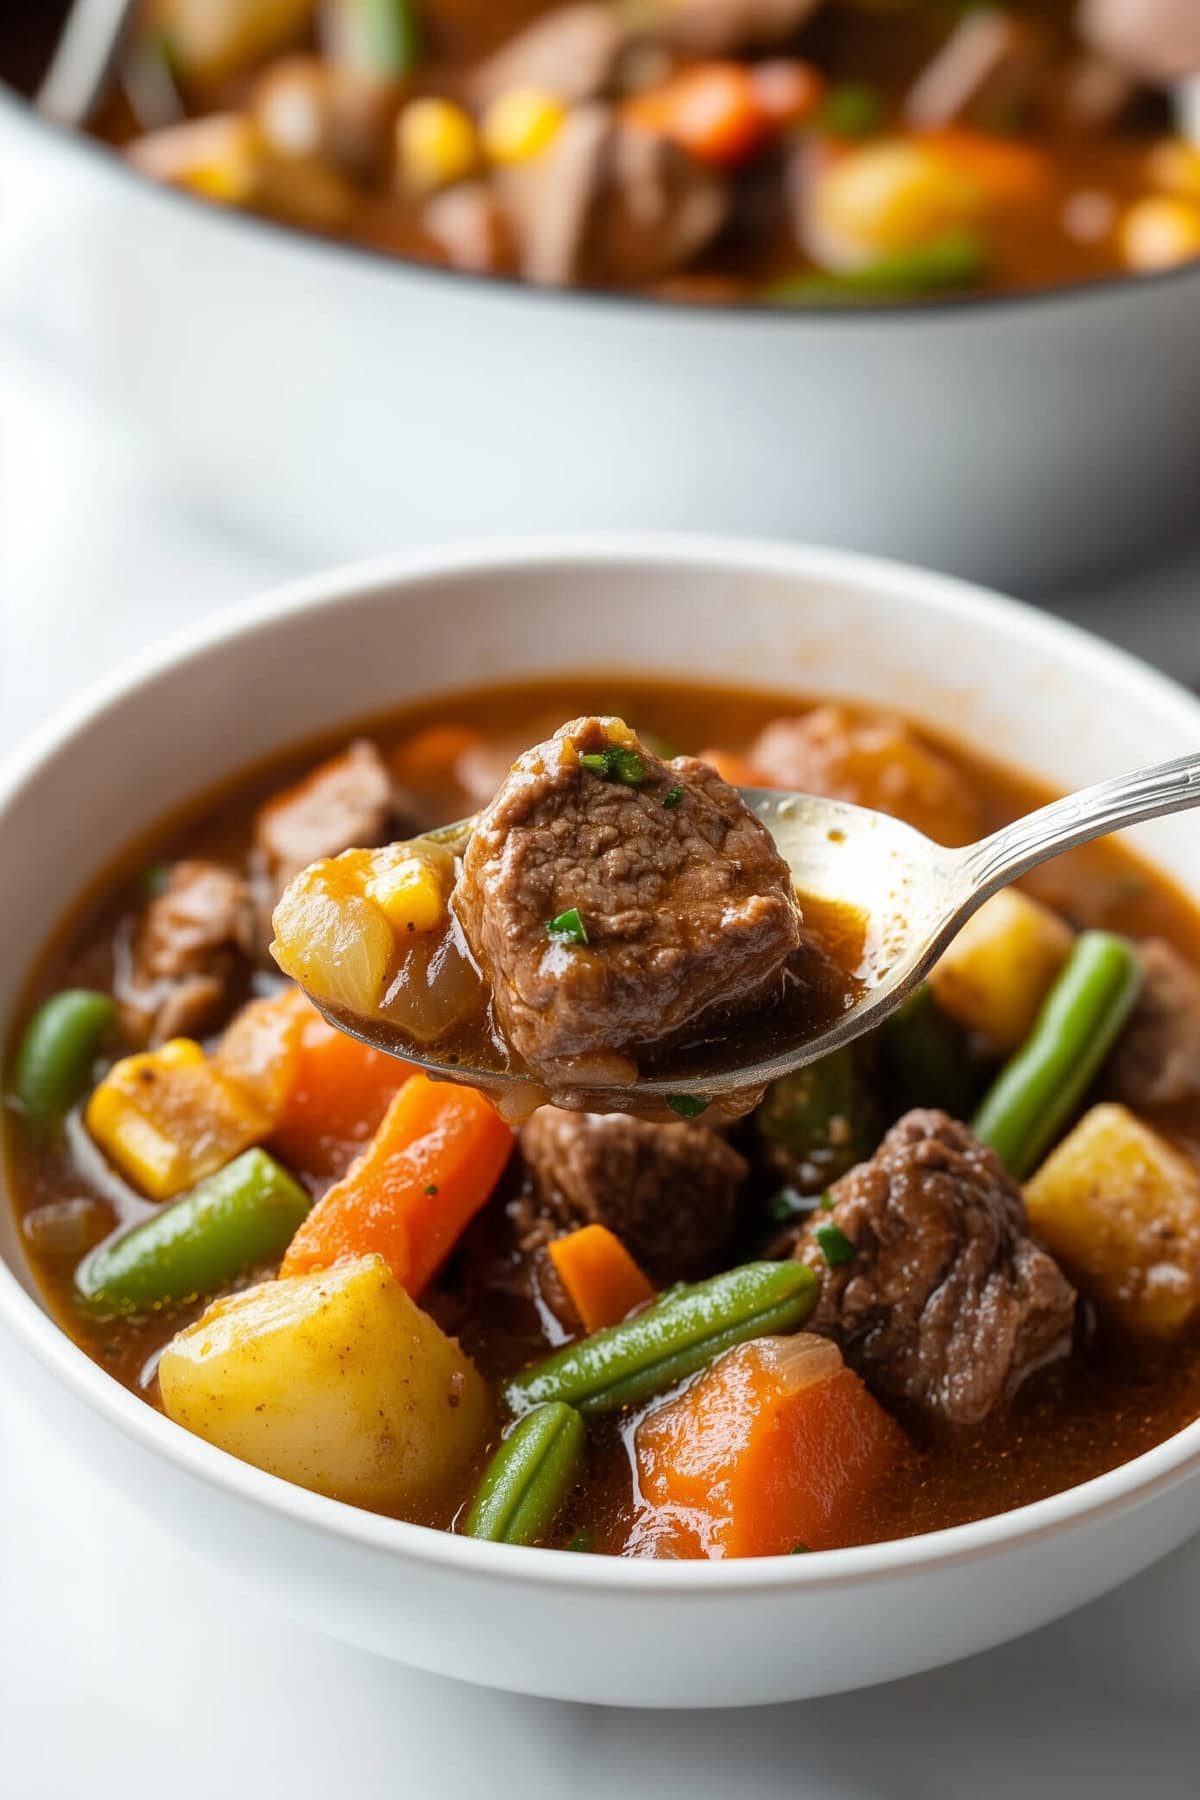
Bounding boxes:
393 724 481 788
748 59 824 128
279 1072 513 1293
626 63 772 167
920 129 1051 204
633 1335 905 1558
217 987 409 1180
697 747 772 788
548 1225 656 1333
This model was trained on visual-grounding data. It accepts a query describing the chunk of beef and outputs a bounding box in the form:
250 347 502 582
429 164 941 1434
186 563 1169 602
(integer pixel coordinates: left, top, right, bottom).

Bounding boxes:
517 1106 744 1279
130 860 256 1041
422 180 515 274
254 740 399 899
470 4 629 106
499 103 727 287
652 0 824 57
1104 938 1200 1110
1078 0 1200 82
750 706 981 847
453 716 802 1085
904 10 1048 130
789 1110 1076 1426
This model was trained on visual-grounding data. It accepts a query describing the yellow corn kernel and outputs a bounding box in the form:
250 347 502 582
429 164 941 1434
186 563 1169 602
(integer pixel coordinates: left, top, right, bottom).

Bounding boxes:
366 854 448 934
808 139 984 270
1121 195 1200 273
397 98 480 196
481 87 566 166
1147 138 1200 204
86 1040 271 1201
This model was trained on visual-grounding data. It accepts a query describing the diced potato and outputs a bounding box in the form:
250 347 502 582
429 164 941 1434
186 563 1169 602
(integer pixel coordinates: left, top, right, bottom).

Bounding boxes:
1025 1104 1200 1337
86 1039 271 1200
806 139 984 272
155 0 314 85
396 98 481 196
480 87 566 165
158 1254 490 1512
271 857 396 1017
929 889 1073 1054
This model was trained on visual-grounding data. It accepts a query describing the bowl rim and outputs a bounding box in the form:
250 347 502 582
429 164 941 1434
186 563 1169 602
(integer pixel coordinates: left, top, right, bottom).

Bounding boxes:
5 80 1200 329
4 529 1200 1594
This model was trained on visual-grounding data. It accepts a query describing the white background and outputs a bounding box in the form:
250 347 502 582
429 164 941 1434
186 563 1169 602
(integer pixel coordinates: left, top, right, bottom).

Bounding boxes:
4 338 1200 1799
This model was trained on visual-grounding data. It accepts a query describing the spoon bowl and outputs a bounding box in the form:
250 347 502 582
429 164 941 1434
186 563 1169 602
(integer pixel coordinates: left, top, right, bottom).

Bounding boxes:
306 751 1200 1115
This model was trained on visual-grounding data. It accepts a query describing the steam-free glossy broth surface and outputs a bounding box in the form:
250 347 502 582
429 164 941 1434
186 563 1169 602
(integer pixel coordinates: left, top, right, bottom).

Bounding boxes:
9 677 1200 1552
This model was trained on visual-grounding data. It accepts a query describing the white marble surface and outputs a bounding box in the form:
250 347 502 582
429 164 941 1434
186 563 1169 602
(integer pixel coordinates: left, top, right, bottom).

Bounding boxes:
4 338 1200 1800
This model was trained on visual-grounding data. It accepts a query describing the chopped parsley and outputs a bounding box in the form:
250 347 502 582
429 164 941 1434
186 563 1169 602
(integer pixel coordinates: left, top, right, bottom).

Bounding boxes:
666 1093 707 1119
564 1528 594 1553
424 1183 439 1197
140 862 169 897
791 1544 811 1555
578 747 647 787
815 1222 856 1268
663 784 685 809
819 1192 836 1212
545 907 588 946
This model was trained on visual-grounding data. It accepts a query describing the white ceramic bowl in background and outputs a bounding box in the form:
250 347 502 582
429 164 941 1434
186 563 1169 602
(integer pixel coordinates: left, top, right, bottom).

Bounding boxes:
2 90 1200 593
3 536 1200 1710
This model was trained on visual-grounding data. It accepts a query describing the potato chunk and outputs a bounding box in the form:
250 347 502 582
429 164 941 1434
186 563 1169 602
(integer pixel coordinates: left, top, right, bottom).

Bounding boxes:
1024 1104 1200 1337
159 1254 489 1512
930 889 1073 1054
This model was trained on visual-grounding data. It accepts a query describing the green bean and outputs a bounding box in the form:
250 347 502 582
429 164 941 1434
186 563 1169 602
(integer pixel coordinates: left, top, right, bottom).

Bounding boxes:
765 230 986 307
505 1260 819 1416
973 931 1141 1180
464 1402 584 1546
11 990 117 1137
76 1149 311 1317
331 0 421 77
878 983 977 1119
752 1047 874 1193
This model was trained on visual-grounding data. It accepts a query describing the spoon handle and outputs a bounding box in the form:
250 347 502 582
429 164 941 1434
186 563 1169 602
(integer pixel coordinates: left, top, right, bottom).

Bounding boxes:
958 751 1200 902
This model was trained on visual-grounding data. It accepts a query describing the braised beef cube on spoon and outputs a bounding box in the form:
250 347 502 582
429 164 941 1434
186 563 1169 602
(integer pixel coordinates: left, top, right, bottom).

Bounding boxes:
453 716 804 1091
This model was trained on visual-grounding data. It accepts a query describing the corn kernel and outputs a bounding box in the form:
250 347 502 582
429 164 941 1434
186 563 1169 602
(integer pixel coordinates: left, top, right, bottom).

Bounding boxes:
366 854 448 934
1121 194 1200 273
397 98 480 196
808 139 984 270
481 87 566 166
86 1039 271 1200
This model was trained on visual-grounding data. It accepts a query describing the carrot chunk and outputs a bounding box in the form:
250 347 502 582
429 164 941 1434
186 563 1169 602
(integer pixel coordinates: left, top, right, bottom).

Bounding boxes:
279 1072 513 1293
919 129 1051 205
548 1224 656 1333
696 747 771 788
633 1334 905 1557
626 63 776 167
216 987 409 1180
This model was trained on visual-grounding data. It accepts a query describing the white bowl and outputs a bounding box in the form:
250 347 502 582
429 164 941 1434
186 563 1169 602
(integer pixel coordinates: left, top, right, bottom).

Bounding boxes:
3 535 1200 1709
3 91 1200 592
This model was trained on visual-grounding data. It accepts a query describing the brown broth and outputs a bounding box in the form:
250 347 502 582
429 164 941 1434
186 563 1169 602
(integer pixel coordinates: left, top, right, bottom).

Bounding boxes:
8 675 1200 1552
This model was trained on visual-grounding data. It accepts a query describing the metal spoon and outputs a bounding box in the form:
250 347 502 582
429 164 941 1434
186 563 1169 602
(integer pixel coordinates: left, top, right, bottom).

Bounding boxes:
311 751 1200 1112
36 0 138 127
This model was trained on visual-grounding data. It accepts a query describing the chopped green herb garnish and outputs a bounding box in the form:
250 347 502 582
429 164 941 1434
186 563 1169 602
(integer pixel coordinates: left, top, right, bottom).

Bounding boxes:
663 784 685 809
425 1183 439 1197
791 1544 811 1554
820 81 883 138
565 1528 594 1553
767 1186 810 1223
815 1223 856 1267
140 862 169 897
546 907 588 946
666 1094 707 1119
578 747 646 787
819 1193 836 1212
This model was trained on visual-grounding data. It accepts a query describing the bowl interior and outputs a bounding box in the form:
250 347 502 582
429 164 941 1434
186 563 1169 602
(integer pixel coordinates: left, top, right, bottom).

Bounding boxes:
3 537 1200 1416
